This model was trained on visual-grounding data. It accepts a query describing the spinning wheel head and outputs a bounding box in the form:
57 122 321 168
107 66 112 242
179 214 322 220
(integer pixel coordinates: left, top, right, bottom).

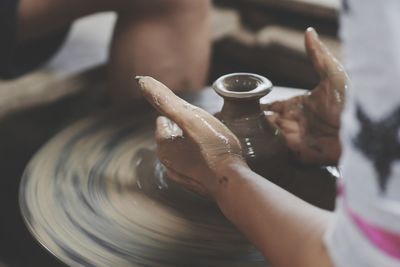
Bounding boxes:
19 109 265 266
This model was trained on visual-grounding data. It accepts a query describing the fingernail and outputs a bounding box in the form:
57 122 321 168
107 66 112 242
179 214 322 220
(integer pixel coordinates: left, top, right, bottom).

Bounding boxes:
135 76 147 89
306 27 318 38
135 75 146 81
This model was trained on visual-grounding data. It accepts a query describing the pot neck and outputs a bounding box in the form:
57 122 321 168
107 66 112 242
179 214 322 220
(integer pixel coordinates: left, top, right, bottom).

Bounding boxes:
220 98 263 121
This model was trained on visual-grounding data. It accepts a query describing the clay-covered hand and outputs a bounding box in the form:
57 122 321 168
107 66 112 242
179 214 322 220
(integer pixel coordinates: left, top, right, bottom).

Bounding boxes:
264 28 348 165
137 76 246 197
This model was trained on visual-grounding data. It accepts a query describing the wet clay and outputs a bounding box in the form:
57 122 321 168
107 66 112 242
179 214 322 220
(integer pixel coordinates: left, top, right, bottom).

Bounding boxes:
19 95 266 267
213 73 337 209
19 87 337 267
261 28 347 165
213 73 290 187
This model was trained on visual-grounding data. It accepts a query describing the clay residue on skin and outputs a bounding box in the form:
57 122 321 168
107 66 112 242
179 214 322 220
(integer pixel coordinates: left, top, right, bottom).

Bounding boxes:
302 100 339 152
137 76 244 195
262 28 347 165
194 113 230 146
218 176 229 187
21 113 264 267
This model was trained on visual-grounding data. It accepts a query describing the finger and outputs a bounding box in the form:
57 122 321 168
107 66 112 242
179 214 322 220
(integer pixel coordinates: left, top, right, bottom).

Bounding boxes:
261 101 286 113
136 76 203 130
137 76 239 145
265 112 279 128
155 116 183 142
275 118 300 135
284 132 302 151
166 168 209 196
156 116 173 141
305 27 345 79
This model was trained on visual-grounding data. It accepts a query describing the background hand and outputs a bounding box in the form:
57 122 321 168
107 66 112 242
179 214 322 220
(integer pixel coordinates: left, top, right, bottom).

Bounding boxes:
137 76 245 197
264 28 348 165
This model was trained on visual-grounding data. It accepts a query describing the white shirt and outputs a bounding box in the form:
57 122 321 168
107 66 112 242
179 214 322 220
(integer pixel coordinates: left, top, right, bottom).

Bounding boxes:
325 1 400 266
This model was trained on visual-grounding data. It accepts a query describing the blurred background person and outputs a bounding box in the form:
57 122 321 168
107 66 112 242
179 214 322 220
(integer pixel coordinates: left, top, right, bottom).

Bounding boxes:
0 0 211 105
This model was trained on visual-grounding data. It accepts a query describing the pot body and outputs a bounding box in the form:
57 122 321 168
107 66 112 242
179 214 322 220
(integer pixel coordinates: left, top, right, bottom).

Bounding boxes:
213 73 337 210
212 73 291 187
219 98 290 187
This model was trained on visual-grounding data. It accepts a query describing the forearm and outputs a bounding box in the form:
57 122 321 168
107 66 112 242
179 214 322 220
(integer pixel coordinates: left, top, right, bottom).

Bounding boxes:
109 0 211 103
215 162 334 267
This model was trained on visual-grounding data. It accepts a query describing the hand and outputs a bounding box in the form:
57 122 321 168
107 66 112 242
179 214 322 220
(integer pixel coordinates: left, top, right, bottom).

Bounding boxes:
264 28 348 165
137 76 246 198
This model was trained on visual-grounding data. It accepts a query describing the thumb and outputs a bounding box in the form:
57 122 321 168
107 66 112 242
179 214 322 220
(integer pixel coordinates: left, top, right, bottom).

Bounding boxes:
155 116 183 143
305 27 345 79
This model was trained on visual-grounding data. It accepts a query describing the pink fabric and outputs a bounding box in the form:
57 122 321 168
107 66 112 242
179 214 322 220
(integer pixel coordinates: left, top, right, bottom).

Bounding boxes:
342 189 400 261
337 181 345 197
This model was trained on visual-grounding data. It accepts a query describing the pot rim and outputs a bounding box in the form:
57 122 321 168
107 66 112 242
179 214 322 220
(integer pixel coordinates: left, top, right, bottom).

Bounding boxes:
212 73 273 99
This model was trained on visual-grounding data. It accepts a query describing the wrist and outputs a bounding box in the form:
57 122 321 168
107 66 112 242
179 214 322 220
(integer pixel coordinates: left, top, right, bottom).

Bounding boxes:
212 157 253 201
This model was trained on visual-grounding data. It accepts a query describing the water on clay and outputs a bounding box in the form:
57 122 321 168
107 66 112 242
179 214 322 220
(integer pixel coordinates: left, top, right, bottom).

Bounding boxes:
19 89 338 267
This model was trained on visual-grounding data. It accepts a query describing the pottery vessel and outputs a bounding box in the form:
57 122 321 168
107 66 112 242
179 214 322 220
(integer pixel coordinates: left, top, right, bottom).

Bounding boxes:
213 73 290 187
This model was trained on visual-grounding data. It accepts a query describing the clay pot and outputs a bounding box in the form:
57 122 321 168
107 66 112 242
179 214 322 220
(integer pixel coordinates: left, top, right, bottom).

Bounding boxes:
213 73 290 187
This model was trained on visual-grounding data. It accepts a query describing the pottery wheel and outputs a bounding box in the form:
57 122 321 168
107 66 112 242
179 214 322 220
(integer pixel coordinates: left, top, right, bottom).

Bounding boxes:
19 88 310 267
